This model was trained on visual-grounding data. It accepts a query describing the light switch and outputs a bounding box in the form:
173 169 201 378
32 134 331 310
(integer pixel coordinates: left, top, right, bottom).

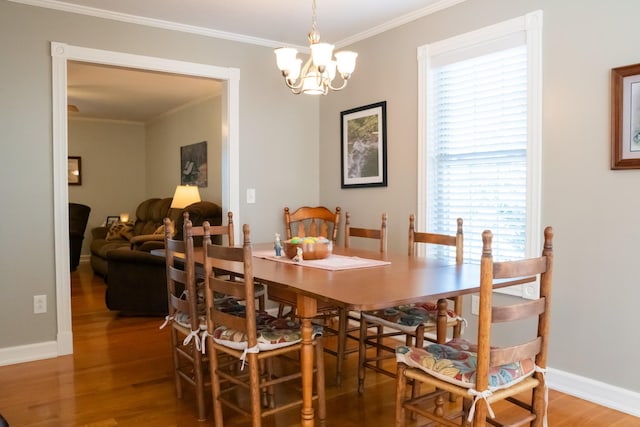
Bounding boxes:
246 188 256 204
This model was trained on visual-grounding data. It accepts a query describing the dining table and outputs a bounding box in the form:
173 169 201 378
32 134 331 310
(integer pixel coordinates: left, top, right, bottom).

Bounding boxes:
155 242 530 427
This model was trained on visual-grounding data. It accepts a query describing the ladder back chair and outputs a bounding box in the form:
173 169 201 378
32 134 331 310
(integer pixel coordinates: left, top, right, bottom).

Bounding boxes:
358 215 465 394
395 227 554 427
203 223 326 427
162 215 209 421
269 206 342 318
323 212 387 385
162 211 262 420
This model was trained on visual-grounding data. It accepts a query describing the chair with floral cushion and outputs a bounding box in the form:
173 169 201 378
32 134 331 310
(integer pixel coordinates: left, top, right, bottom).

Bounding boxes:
161 211 253 421
395 227 554 427
203 223 326 427
323 211 387 385
358 215 465 393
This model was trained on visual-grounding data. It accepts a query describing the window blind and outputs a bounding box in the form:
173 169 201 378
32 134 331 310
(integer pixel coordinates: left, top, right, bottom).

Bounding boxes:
426 45 528 263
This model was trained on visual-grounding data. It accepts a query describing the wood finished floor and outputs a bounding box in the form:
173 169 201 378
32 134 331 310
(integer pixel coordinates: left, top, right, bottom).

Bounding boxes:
0 263 638 426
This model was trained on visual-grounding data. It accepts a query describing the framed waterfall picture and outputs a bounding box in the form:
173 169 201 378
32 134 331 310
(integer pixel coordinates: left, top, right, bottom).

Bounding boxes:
340 101 387 188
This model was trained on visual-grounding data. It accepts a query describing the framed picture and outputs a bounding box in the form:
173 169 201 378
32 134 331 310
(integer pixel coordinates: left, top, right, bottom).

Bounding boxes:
68 156 82 185
105 216 120 228
611 63 640 169
340 101 387 188
180 141 208 187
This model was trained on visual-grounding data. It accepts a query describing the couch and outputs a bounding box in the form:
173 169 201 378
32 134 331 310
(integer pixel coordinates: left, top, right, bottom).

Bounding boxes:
90 198 174 276
96 199 222 316
69 202 91 271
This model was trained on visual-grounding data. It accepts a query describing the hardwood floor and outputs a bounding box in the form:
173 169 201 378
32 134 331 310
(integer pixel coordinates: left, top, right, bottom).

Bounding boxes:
0 263 637 426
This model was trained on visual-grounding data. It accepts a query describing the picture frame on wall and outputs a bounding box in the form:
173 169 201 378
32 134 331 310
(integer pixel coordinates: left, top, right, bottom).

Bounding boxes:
180 141 208 187
340 101 387 188
68 156 82 185
611 63 640 169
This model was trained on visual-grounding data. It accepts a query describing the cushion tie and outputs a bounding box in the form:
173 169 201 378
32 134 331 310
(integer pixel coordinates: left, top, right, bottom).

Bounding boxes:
535 365 549 427
159 315 174 330
240 345 260 370
456 316 467 335
467 389 495 422
183 329 201 352
200 331 210 354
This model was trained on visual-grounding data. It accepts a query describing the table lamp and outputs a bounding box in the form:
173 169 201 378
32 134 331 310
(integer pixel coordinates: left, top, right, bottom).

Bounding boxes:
170 185 201 209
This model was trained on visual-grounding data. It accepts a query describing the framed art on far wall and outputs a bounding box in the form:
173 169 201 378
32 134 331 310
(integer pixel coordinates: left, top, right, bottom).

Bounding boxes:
180 141 208 187
68 156 81 185
611 63 640 169
340 101 387 188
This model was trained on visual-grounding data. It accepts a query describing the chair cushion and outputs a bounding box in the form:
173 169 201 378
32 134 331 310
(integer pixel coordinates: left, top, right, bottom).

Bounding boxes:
212 317 302 351
395 338 535 391
362 301 458 332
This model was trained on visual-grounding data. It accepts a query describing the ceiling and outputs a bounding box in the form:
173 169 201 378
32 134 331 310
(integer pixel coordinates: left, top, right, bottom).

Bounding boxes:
26 0 464 121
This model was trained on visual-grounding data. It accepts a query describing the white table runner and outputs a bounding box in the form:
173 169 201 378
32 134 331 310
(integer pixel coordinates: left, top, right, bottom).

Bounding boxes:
252 249 391 271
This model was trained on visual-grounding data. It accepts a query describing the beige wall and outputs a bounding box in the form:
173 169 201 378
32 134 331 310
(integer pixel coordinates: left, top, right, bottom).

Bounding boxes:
68 119 147 255
146 96 223 204
319 0 640 395
0 1 318 351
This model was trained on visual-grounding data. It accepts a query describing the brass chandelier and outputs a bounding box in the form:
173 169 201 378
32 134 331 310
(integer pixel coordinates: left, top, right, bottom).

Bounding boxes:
274 0 357 95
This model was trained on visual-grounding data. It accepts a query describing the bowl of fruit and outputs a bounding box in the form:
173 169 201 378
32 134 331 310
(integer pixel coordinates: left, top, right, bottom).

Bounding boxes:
283 236 333 260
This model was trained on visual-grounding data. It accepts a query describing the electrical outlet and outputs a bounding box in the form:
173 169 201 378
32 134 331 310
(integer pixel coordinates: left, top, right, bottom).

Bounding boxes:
471 295 480 315
34 295 47 314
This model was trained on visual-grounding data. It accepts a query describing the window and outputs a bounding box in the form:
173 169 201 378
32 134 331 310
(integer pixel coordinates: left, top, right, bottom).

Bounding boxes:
417 11 543 298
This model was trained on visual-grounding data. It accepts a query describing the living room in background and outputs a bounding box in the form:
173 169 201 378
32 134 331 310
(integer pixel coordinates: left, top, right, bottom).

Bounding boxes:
417 10 543 298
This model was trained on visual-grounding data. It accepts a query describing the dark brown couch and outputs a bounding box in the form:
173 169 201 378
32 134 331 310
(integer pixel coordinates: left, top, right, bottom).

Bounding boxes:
101 200 222 316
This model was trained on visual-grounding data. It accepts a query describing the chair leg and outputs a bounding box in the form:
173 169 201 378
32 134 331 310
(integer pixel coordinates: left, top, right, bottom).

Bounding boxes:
357 316 369 394
170 328 183 399
395 363 408 427
335 307 348 385
193 343 207 421
207 340 224 427
314 337 327 421
248 352 263 427
531 374 547 427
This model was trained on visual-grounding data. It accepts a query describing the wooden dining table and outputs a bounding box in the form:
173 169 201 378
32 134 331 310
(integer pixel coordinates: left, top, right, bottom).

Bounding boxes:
155 242 528 426
203 242 529 427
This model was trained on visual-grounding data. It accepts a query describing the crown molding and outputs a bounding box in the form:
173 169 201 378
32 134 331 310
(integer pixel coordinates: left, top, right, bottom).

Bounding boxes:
11 0 466 50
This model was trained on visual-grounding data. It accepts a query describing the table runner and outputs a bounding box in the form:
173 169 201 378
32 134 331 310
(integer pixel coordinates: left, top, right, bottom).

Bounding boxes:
252 249 391 271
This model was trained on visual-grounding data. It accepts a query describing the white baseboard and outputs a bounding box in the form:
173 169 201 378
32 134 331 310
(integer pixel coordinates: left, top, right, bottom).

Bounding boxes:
0 340 59 367
546 367 640 417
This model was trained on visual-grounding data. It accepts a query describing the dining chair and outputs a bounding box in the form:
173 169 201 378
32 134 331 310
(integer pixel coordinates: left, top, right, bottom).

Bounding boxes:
161 211 263 421
358 215 465 394
395 226 554 427
203 223 326 427
269 206 341 318
322 211 387 385
162 215 209 421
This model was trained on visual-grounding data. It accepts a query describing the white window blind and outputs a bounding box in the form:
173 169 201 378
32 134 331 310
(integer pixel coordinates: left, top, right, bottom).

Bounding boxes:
427 46 528 262
418 11 542 298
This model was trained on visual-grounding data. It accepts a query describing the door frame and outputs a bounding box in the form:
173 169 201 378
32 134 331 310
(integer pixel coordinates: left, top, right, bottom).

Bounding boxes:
51 42 240 355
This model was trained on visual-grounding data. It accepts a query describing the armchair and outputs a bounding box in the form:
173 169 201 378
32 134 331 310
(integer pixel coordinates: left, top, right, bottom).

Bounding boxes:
69 202 91 271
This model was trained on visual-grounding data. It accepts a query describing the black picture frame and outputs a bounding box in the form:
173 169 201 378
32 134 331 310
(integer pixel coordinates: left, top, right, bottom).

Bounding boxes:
340 101 387 188
68 156 81 185
105 216 120 228
180 141 208 187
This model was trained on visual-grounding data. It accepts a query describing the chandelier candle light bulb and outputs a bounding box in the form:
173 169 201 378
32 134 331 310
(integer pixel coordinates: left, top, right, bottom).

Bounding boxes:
274 0 357 95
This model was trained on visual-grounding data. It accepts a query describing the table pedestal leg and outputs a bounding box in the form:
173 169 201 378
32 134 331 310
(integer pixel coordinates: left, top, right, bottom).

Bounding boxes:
297 294 318 427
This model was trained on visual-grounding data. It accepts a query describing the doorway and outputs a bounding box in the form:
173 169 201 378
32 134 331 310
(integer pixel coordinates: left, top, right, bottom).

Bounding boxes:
51 42 240 355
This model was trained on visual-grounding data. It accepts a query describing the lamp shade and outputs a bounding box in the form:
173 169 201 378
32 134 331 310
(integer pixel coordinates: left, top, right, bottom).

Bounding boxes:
170 185 201 209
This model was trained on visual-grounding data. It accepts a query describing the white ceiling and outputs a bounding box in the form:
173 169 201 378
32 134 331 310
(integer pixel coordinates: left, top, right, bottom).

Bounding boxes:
21 0 464 121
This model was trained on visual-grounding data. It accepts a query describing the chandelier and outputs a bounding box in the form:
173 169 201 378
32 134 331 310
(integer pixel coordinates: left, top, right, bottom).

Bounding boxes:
274 0 357 95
